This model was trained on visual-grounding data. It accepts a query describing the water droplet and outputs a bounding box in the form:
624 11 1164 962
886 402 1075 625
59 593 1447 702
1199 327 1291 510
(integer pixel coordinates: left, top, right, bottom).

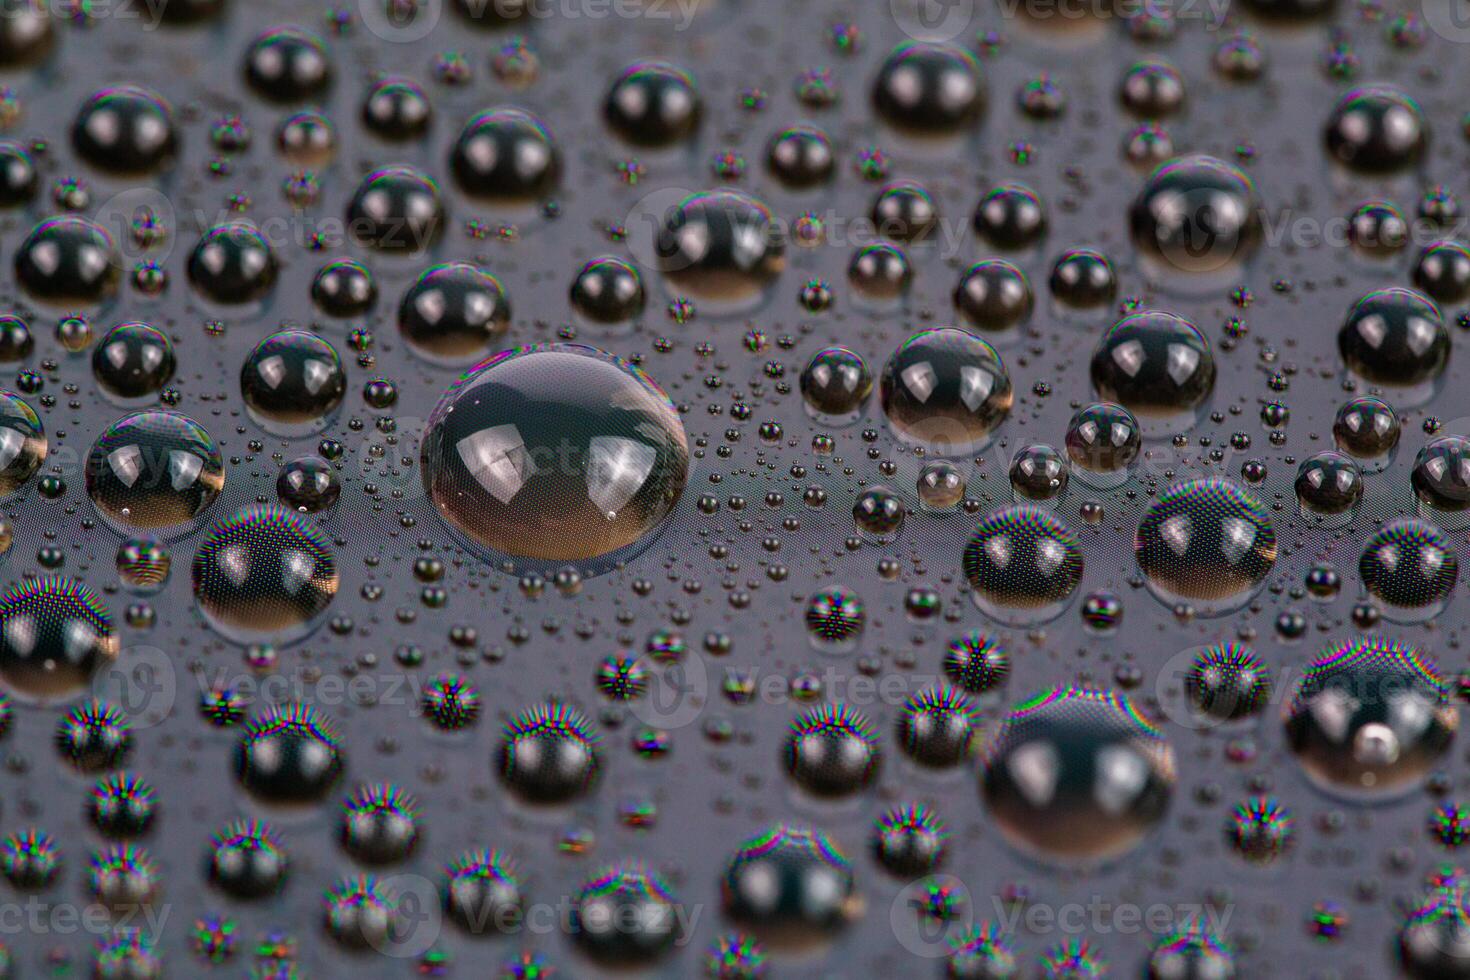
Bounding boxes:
1135 479 1275 615
192 505 339 644
421 344 687 571
982 687 1175 865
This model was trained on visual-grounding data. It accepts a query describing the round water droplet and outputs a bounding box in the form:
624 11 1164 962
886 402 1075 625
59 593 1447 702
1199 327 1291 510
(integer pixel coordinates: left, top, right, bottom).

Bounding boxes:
954 259 1032 333
1129 154 1261 276
192 504 339 645
1413 436 1470 514
115 537 169 593
1050 248 1116 309
0 390 43 497
187 219 279 305
498 701 600 803
654 189 785 307
1090 311 1215 424
722 824 854 945
86 410 223 535
91 322 175 400
963 504 1082 625
1338 287 1447 391
1324 85 1426 173
872 41 984 133
421 344 688 572
1009 444 1068 501
397 262 510 365
1184 643 1271 722
604 61 701 146
312 258 377 317
0 576 117 702
1359 519 1457 621
880 327 1012 453
1064 401 1140 483
450 107 559 200
277 456 340 513
346 165 444 252
1135 479 1275 615
1285 637 1455 798
571 863 681 964
236 703 343 803
244 26 332 103
1333 395 1400 463
240 329 346 437
785 703 880 796
982 687 1175 865
15 216 120 305
800 347 871 421
71 85 176 175
1294 450 1363 518
570 256 644 324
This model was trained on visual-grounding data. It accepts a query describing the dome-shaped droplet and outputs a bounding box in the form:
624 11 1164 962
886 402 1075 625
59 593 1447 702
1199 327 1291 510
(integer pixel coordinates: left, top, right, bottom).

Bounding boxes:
1324 85 1427 173
187 220 279 305
1049 248 1117 309
1359 519 1457 621
311 258 377 318
1294 450 1363 517
397 262 510 365
498 701 600 803
1333 395 1400 463
570 256 644 324
785 703 880 796
0 576 117 702
85 411 224 535
872 41 984 133
1090 311 1215 422
1338 287 1448 390
1135 479 1275 614
954 259 1032 333
362 76 431 141
346 165 444 252
1064 402 1140 481
800 347 871 421
880 327 1013 453
654 189 785 307
722 824 854 945
1129 154 1261 275
982 687 1175 865
570 863 682 964
450 107 559 200
15 216 120 306
0 390 44 497
604 61 701 146
421 344 688 571
192 504 339 644
235 703 344 802
240 329 346 437
1285 637 1455 798
71 85 176 174
963 504 1083 625
91 322 175 400
244 26 332 103
767 125 833 188
1413 436 1470 514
